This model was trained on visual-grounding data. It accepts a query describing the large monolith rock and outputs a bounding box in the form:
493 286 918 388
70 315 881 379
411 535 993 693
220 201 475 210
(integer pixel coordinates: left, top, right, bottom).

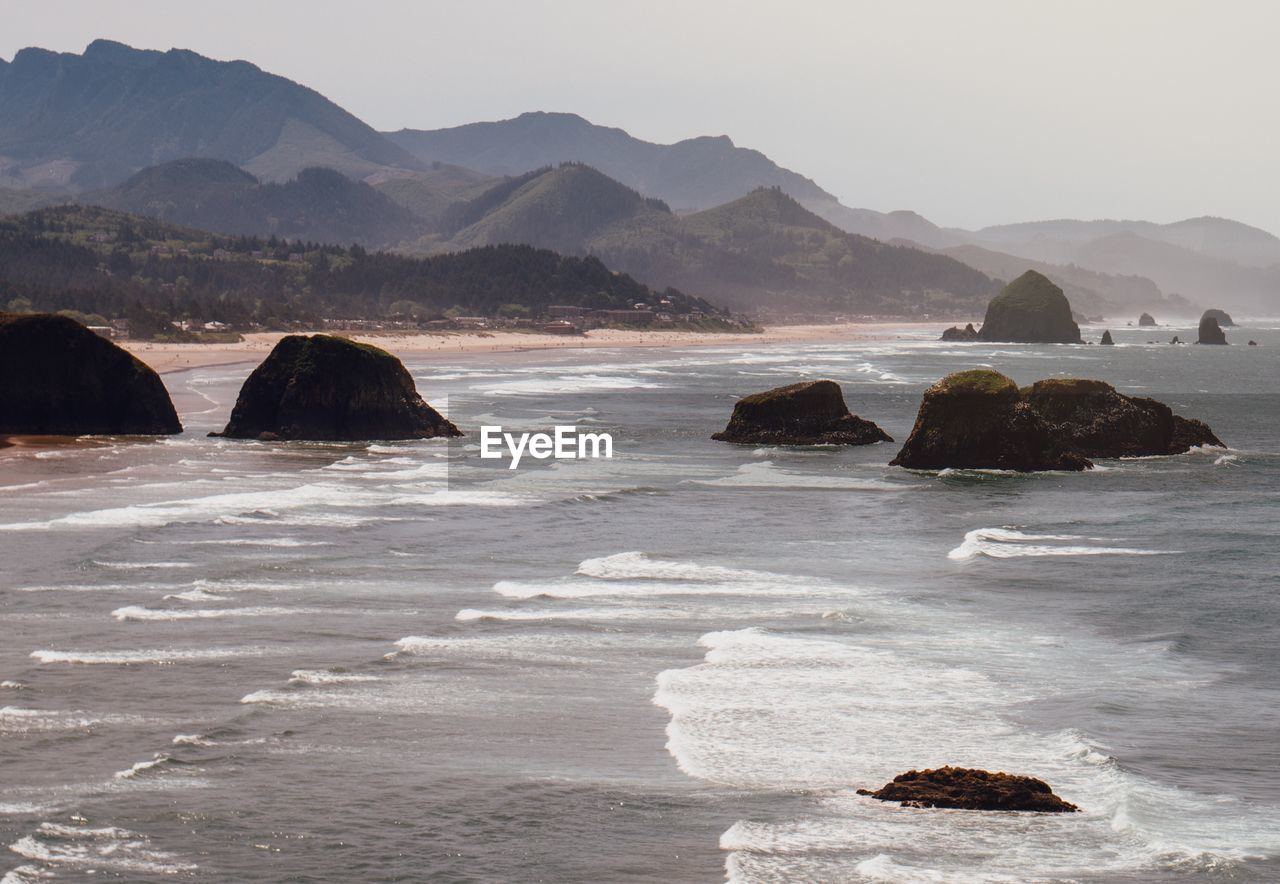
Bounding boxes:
1202 308 1234 327
1197 315 1228 345
857 767 1079 812
977 271 1082 344
712 380 890 445
1138 312 1157 327
213 334 462 441
1024 378 1223 457
1100 330 1115 345
0 312 181 436
889 370 1090 471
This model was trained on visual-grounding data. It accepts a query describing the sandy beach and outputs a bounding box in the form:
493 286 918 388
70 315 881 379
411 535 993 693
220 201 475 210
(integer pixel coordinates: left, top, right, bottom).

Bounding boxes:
124 323 942 374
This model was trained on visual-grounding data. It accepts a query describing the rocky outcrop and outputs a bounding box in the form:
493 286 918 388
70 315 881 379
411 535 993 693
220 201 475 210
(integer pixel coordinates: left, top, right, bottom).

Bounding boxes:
1203 308 1234 327
1138 312 1157 327
940 323 980 342
1197 316 1228 345
857 767 1079 812
0 312 181 436
889 370 1090 471
1024 378 1223 457
1099 330 1115 345
1171 336 1183 345
213 334 461 441
977 271 1082 344
712 380 890 446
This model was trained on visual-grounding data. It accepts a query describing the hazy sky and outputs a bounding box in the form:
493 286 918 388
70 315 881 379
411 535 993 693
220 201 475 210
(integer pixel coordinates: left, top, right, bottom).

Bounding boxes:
4 0 1278 232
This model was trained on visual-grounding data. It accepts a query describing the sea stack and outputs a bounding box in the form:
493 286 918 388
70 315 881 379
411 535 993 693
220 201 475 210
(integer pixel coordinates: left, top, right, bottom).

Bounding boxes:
213 334 462 441
977 271 1082 344
712 380 891 445
1023 379 1223 457
858 767 1079 813
1099 330 1115 345
1202 308 1235 327
1197 315 1228 345
889 370 1090 471
0 312 181 436
1138 312 1157 327
940 323 980 342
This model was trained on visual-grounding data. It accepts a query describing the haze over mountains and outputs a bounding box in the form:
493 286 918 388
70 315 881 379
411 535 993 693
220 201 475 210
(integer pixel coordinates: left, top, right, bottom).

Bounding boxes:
2 39 1276 316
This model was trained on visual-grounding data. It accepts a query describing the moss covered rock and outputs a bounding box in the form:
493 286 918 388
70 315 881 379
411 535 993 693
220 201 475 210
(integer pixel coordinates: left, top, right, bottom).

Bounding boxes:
857 767 1079 812
0 312 181 436
890 369 1090 471
1025 378 1222 457
214 334 461 441
978 271 1082 344
712 380 890 445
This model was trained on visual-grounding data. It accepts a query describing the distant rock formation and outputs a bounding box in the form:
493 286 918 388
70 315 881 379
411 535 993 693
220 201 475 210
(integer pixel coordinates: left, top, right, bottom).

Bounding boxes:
977 271 1082 344
889 370 1090 471
1138 312 1157 327
1197 316 1228 345
1100 330 1115 345
1249 340 1258 346
857 767 1079 812
1202 308 1235 327
1024 378 1223 458
1171 336 1183 344
0 312 181 436
213 334 462 441
940 323 980 342
712 380 890 445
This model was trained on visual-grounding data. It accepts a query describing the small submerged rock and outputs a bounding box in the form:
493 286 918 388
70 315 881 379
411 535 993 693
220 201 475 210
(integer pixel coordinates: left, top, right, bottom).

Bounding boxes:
1197 315 1228 345
712 380 890 446
977 271 1082 344
857 766 1080 812
1099 330 1115 345
213 334 462 441
940 322 979 342
889 370 1090 472
0 312 181 436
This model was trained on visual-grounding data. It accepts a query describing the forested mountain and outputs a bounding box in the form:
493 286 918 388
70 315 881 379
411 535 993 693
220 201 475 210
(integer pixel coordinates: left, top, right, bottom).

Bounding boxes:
406 165 998 314
0 39 422 191
0 206 716 334
90 159 424 248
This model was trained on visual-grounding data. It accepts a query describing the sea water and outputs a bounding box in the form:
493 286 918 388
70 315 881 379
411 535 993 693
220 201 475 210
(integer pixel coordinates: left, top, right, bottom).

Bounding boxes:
2 322 1278 882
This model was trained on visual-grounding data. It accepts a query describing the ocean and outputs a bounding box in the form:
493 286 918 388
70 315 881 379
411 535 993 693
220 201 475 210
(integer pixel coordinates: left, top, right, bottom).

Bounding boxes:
2 321 1279 882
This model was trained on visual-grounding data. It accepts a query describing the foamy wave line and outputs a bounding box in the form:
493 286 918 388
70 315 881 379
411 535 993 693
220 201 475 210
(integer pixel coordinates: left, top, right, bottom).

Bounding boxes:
111 605 318 622
288 670 383 685
948 527 1173 561
576 551 772 583
6 821 197 876
113 756 170 780
31 646 277 665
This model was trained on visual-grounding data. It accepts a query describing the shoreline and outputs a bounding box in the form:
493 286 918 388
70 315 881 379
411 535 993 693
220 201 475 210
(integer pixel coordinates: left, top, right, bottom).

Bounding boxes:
125 323 947 375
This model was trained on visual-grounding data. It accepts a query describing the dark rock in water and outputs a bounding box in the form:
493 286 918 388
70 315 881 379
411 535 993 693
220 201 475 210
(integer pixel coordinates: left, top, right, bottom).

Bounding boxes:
1197 316 1228 345
889 370 1090 472
857 767 1079 812
1139 312 1157 327
1202 308 1234 327
940 322 979 342
712 380 890 446
978 271 1082 344
1099 330 1115 345
1249 340 1258 346
213 334 462 441
0 312 181 436
1024 378 1223 457
1170 336 1182 344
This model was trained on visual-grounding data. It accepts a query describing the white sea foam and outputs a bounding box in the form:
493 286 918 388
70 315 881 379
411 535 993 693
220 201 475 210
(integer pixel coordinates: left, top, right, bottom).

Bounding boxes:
948 527 1173 561
5 821 196 877
113 755 169 779
479 374 666 396
576 551 770 583
657 627 1279 881
110 605 317 621
695 461 903 490
1 681 25 690
31 646 275 665
0 706 145 734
